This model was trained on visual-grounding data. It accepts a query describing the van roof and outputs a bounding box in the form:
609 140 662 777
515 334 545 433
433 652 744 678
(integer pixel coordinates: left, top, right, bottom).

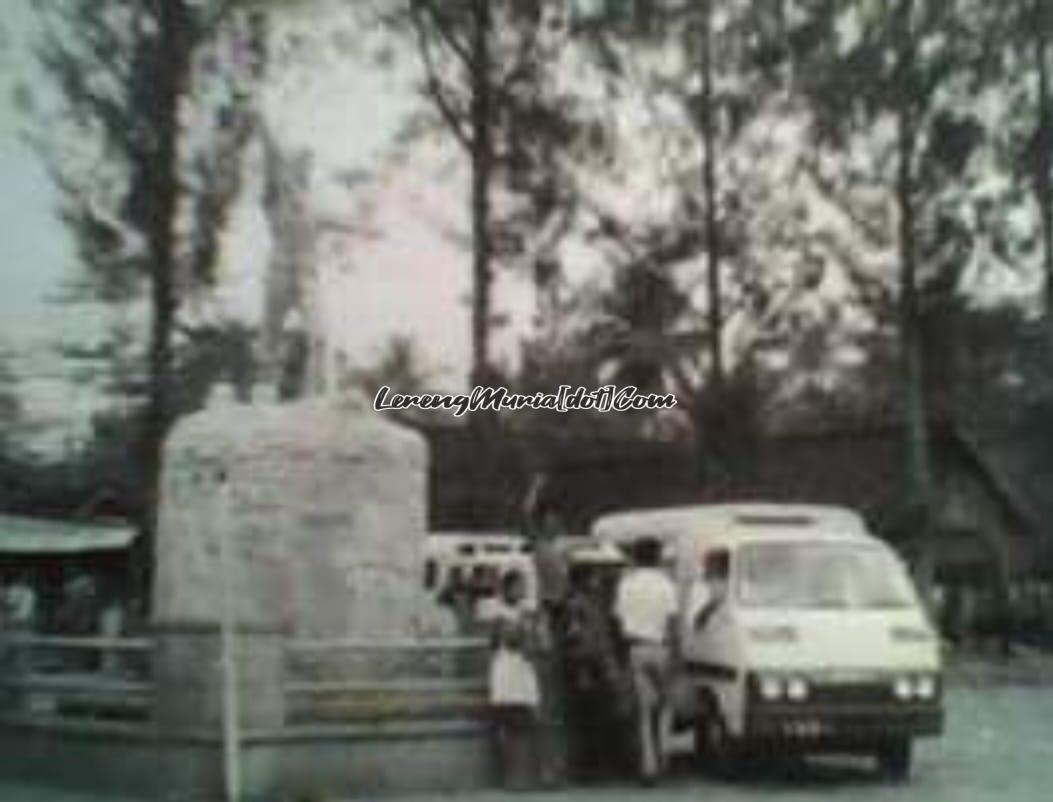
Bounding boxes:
553 536 627 565
426 531 531 556
591 503 873 548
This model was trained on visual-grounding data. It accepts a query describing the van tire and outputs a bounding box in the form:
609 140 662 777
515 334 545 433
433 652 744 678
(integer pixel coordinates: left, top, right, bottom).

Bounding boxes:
876 738 912 781
694 703 739 777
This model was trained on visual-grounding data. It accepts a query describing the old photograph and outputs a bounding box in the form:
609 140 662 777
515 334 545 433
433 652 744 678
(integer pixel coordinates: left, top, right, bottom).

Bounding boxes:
1 1 1052 800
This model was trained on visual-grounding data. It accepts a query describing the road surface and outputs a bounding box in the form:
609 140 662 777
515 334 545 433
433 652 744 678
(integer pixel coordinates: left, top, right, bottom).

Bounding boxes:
2 684 1051 802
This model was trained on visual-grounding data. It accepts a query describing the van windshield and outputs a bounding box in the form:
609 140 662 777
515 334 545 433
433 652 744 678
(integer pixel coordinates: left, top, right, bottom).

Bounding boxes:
737 541 917 609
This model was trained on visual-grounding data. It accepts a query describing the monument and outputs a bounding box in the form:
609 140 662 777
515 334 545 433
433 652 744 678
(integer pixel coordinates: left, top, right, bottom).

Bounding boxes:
152 388 428 639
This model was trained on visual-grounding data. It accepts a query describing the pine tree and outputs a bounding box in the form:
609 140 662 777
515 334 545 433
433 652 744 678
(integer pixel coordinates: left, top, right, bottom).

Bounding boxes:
31 0 267 600
794 0 1006 583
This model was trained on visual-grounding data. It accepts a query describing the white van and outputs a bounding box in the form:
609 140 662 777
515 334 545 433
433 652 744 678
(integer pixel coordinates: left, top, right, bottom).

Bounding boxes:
423 532 538 609
591 503 943 779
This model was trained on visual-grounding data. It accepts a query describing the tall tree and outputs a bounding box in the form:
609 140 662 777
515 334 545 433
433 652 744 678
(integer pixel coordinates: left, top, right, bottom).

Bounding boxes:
568 0 839 471
892 0 931 518
402 0 497 387
32 0 267 598
795 0 1004 575
699 0 724 401
1027 0 1053 352
391 0 582 389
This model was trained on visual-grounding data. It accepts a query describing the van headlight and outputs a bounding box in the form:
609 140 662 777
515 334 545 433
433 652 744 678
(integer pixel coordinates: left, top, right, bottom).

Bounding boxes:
915 674 937 700
786 676 809 702
893 676 914 700
759 675 785 701
892 674 937 700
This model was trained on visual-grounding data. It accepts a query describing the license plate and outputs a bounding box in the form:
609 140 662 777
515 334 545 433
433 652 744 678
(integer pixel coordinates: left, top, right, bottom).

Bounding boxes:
822 670 881 685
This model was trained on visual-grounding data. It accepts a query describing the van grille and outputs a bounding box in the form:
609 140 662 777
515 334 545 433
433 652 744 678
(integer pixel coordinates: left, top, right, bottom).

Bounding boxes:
807 680 895 704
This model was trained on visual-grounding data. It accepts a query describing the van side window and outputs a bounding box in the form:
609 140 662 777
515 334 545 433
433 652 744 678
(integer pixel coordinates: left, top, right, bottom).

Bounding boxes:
704 549 730 582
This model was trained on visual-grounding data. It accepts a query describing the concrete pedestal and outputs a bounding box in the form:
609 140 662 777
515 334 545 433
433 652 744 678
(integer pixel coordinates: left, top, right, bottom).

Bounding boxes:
153 622 285 733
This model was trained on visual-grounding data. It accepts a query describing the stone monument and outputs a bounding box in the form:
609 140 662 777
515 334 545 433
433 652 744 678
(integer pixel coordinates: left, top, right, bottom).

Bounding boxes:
153 388 428 639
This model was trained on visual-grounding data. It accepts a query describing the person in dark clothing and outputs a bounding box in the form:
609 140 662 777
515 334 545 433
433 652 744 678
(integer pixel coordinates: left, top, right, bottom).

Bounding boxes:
438 570 478 636
564 553 634 783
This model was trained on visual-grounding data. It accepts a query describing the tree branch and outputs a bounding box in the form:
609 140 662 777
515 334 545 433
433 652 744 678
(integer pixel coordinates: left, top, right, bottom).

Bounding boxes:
417 0 474 70
496 8 543 96
410 1 473 151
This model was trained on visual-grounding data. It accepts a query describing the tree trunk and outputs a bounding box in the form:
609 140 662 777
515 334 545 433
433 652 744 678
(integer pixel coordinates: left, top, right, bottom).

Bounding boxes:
1035 0 1053 353
698 0 727 483
702 0 724 395
898 120 929 505
895 0 933 593
137 0 191 609
470 0 494 389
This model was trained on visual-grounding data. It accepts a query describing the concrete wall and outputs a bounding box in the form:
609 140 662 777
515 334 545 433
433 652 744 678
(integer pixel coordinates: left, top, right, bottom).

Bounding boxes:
0 718 494 800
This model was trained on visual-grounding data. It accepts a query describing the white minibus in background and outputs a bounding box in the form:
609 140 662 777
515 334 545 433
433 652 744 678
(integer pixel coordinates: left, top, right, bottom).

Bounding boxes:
591 503 943 780
423 531 538 609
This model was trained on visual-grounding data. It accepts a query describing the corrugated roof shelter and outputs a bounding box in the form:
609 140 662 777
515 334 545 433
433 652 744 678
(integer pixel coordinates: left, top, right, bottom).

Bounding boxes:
0 514 137 555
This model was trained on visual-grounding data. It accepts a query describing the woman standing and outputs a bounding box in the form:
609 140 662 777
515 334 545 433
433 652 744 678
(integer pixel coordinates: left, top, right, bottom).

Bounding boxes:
483 570 542 790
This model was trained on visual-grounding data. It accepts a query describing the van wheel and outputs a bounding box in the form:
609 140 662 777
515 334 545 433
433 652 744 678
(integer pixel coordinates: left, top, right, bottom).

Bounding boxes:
876 738 912 781
694 707 739 777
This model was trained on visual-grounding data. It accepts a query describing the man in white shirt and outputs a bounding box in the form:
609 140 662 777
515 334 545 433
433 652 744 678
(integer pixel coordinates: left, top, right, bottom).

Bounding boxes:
614 537 678 784
5 577 37 629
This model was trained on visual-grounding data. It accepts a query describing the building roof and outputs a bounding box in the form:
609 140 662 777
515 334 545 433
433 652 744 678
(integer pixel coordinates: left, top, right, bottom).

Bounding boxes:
0 514 137 555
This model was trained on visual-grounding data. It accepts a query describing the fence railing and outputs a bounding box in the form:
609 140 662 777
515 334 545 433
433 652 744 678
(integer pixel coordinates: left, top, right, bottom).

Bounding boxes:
283 636 490 726
0 632 154 725
0 631 492 731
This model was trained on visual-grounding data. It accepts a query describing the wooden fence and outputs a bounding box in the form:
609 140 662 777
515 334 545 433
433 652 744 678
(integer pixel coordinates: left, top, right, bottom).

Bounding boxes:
0 630 490 730
283 636 490 726
0 632 153 726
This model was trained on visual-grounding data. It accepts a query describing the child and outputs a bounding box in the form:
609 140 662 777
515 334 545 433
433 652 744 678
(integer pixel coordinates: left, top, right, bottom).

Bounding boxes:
486 571 542 790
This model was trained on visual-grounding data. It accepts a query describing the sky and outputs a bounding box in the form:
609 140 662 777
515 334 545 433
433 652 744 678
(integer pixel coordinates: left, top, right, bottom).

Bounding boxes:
0 3 78 346
0 2 112 445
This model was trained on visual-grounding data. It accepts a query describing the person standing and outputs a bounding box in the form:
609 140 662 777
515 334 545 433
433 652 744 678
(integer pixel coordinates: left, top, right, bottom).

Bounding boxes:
614 537 678 785
524 505 571 786
439 570 479 636
4 575 37 631
564 557 633 782
3 575 38 688
485 571 543 790
98 593 126 675
533 510 570 609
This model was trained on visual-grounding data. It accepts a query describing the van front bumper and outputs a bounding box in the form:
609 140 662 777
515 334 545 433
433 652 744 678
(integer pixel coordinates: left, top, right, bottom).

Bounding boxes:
742 671 944 747
745 703 943 744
